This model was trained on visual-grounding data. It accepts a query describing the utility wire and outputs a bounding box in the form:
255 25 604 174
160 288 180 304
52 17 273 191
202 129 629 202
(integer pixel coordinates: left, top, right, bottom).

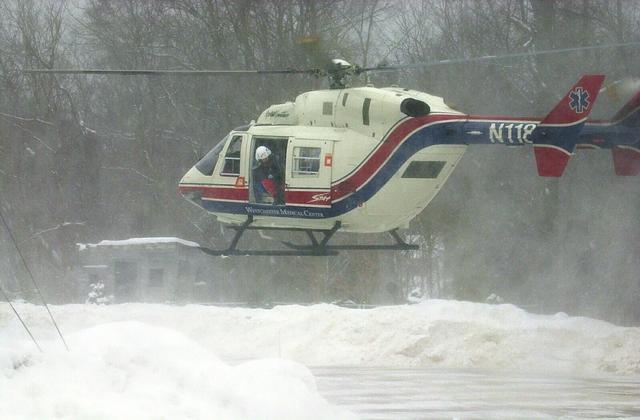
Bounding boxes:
0 205 69 351
0 285 42 352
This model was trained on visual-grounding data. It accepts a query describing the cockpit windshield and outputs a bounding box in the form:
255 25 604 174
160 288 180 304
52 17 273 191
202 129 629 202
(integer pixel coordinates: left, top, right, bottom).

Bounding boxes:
195 134 229 176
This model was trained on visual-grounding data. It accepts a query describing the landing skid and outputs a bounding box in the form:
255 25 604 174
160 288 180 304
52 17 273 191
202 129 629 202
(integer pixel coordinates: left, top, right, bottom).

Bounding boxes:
197 216 419 257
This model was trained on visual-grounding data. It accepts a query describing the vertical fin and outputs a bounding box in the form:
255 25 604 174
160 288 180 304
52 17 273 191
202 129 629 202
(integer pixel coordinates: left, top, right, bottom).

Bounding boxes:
532 75 605 176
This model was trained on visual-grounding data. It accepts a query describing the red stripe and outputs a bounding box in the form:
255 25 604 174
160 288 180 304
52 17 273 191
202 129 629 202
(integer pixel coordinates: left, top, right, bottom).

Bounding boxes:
180 184 333 205
185 111 559 206
180 185 248 201
330 114 460 201
466 115 540 122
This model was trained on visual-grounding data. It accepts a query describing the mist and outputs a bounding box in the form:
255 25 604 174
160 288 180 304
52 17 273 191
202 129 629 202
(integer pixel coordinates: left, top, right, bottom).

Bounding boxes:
0 0 639 325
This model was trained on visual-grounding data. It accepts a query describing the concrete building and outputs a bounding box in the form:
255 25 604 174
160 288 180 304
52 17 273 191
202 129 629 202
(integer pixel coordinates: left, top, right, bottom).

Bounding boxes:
77 237 221 303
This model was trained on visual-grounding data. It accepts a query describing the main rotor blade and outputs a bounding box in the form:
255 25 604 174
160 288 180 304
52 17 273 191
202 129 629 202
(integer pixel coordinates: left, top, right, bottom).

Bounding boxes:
360 40 640 73
23 68 318 76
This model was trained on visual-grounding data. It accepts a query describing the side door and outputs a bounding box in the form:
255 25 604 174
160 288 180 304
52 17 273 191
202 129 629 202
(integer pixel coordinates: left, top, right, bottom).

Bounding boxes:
285 138 333 207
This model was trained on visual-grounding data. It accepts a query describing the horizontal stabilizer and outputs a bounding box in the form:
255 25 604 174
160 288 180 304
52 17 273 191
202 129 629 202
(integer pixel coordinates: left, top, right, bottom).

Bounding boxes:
612 145 640 176
533 75 605 177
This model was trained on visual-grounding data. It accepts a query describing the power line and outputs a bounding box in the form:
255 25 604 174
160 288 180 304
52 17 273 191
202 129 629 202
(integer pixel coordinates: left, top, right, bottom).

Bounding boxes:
0 205 69 351
0 285 42 352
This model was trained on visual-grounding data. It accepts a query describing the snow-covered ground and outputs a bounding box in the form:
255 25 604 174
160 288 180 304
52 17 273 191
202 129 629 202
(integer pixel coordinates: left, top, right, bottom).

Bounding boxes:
0 314 354 420
1 300 639 419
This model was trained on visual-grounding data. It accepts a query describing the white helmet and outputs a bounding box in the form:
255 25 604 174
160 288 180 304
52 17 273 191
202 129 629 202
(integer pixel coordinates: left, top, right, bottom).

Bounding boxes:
255 146 272 161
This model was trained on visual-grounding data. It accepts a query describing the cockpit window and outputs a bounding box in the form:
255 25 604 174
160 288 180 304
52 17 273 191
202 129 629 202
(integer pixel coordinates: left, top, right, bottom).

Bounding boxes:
221 135 243 176
195 135 228 176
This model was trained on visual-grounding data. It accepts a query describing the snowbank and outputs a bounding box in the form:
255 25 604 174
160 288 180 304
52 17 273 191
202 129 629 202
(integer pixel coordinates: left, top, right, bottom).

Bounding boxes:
0 321 354 420
77 237 200 250
2 300 639 377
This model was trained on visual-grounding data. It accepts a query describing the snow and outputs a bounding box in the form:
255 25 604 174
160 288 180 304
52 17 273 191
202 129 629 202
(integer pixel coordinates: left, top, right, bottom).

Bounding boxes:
0 320 354 420
78 237 200 249
1 300 639 419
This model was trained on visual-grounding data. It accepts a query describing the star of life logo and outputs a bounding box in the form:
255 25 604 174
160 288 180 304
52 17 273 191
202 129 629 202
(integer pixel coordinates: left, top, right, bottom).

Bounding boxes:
569 86 590 113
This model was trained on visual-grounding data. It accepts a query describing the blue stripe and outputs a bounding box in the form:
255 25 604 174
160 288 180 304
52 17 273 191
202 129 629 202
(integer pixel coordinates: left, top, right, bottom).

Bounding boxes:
200 120 464 219
531 123 585 153
200 118 612 219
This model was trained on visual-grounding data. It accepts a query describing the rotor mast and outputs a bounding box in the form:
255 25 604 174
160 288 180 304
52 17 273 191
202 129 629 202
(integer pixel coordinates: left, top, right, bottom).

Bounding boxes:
326 59 362 89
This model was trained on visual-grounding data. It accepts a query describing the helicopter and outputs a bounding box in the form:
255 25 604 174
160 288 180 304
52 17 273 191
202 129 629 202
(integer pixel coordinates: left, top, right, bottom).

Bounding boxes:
26 44 640 256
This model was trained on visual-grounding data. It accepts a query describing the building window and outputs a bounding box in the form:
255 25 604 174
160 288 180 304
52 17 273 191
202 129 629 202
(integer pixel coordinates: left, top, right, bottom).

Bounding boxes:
292 147 321 177
148 268 164 287
221 135 242 176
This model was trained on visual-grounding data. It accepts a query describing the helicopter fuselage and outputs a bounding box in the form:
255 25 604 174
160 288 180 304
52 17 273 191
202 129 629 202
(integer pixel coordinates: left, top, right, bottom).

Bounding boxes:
179 86 469 232
179 81 638 233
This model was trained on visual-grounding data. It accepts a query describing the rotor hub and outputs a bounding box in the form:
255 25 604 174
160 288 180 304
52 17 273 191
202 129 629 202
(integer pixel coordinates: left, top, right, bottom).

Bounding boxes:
326 59 361 89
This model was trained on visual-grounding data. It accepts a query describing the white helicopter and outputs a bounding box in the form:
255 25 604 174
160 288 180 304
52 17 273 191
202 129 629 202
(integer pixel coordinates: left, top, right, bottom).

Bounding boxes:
27 44 640 256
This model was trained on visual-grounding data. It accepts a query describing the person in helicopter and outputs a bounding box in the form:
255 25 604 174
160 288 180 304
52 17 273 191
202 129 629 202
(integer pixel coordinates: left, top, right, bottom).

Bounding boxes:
253 146 285 205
